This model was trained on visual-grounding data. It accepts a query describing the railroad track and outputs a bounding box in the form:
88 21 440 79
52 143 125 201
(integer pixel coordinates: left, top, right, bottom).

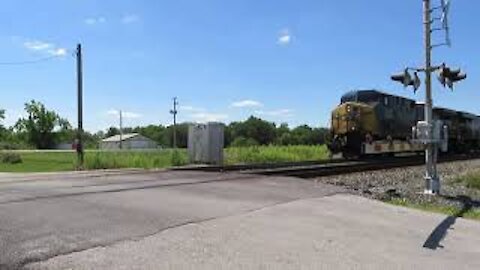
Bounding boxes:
175 153 480 178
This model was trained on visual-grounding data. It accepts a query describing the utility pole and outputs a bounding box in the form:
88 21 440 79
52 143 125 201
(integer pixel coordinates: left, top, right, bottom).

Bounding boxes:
423 0 440 194
119 110 123 150
76 43 84 169
170 97 179 149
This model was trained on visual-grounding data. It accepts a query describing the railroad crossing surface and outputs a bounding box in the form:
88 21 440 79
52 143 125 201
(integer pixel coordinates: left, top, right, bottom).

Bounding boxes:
0 170 479 269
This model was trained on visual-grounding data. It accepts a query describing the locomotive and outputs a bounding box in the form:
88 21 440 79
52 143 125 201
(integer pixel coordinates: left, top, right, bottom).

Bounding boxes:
328 90 480 157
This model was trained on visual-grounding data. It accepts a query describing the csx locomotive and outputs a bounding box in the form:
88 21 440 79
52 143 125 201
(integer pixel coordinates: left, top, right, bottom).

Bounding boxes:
328 90 480 157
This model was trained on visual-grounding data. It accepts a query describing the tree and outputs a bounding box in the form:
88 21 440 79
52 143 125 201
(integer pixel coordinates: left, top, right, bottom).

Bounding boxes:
230 116 277 145
0 109 7 141
56 118 74 144
133 125 167 146
230 136 259 147
105 127 120 138
165 123 188 148
14 100 63 149
0 109 5 132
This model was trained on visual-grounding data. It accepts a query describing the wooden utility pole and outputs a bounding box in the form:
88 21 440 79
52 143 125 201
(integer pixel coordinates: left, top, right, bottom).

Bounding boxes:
76 43 84 168
170 97 179 148
119 110 123 149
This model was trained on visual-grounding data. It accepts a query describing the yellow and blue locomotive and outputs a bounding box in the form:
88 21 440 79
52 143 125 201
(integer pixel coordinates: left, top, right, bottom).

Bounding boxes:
328 90 480 157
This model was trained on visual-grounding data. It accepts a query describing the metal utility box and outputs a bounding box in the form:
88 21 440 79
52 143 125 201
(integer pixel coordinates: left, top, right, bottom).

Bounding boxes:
413 120 448 152
188 123 224 165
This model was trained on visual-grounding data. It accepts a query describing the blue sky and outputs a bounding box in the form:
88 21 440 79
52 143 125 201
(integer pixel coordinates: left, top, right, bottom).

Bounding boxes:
0 0 478 132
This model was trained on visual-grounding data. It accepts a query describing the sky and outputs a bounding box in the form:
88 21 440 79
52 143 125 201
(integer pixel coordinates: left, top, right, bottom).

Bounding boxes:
0 0 478 132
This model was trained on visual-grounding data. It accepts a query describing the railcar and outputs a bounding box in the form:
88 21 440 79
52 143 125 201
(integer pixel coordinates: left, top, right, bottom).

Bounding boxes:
328 90 480 157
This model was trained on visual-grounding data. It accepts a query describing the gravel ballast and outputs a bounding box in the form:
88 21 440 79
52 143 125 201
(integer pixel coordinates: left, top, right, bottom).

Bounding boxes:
314 159 480 210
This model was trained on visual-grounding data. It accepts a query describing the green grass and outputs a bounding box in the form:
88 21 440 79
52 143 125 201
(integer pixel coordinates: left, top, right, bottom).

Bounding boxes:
0 145 330 173
0 150 188 173
388 198 480 221
455 171 480 190
0 152 76 172
225 145 329 165
84 150 188 170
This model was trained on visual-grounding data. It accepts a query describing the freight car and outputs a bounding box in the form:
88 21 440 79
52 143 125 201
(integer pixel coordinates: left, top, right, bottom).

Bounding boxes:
328 90 480 157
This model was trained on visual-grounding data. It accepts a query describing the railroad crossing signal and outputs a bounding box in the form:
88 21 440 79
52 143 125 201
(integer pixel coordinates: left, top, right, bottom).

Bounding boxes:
391 69 421 92
437 64 467 90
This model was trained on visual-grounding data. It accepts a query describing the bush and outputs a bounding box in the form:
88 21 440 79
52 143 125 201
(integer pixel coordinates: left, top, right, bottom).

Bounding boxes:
0 142 31 150
0 152 23 164
230 137 259 147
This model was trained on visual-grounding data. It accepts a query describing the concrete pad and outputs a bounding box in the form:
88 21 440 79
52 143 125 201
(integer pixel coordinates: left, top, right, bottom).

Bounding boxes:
25 194 480 270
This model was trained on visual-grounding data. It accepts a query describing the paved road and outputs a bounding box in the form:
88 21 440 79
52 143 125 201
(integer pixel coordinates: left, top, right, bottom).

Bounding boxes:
0 170 342 269
0 170 479 269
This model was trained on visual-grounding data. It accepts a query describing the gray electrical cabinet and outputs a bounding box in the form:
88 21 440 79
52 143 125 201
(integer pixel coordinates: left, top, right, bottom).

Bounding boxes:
188 122 224 165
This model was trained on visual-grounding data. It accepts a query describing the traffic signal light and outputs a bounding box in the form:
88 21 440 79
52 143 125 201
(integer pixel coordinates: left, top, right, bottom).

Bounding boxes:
391 69 421 92
437 64 467 90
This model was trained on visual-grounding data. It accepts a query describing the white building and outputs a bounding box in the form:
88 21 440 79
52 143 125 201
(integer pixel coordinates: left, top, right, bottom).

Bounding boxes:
100 133 158 150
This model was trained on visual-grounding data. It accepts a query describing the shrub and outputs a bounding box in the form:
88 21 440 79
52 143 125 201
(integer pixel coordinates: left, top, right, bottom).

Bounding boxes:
0 152 23 164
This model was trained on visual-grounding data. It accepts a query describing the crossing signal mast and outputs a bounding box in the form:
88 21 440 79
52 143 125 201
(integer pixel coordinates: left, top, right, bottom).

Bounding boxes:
391 0 467 195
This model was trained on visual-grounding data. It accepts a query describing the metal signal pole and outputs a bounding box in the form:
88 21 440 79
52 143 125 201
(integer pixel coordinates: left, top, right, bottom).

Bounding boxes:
76 43 84 169
424 0 440 194
392 0 465 195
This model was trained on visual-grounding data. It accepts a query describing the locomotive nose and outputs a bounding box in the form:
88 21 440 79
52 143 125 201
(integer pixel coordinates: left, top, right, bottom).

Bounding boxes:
331 102 361 135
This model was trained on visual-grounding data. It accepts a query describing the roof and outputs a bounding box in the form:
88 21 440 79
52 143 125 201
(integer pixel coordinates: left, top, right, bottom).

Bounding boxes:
341 89 415 104
102 133 146 142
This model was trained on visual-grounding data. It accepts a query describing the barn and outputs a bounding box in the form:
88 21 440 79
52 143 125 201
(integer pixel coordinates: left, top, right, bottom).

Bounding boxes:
100 133 158 150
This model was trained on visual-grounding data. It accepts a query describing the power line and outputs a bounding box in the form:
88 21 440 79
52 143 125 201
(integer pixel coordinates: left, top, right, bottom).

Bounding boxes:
0 54 64 66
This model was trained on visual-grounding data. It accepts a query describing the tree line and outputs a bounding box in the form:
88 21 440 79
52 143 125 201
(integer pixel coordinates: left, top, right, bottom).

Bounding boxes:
0 101 329 149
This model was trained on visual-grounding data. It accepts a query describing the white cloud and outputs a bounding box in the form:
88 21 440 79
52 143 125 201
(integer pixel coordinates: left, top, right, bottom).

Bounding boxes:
255 109 294 117
231 100 263 108
278 29 292 45
23 40 67 57
122 14 140 24
84 17 107 25
49 48 67 56
23 40 53 51
107 109 142 119
189 112 228 123
179 105 206 112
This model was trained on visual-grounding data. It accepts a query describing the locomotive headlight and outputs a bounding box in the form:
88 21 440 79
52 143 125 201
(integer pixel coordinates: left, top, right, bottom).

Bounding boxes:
347 105 351 112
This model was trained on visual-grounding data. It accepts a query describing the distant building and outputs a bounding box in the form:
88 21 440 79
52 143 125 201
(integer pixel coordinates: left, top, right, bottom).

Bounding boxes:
100 133 158 150
54 142 74 150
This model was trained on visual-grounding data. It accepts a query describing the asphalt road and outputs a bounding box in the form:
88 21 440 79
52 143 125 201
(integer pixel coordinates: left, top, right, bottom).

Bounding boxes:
0 170 479 269
0 170 343 269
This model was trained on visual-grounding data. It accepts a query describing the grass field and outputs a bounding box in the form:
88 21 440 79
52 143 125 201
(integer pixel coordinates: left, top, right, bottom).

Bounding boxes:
0 145 330 173
224 145 329 165
0 150 188 173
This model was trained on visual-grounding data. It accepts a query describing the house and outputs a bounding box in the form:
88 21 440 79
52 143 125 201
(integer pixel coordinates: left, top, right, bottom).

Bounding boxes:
100 133 158 150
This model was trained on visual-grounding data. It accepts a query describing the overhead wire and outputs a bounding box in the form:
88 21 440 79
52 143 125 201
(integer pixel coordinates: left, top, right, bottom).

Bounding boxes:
0 54 66 66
